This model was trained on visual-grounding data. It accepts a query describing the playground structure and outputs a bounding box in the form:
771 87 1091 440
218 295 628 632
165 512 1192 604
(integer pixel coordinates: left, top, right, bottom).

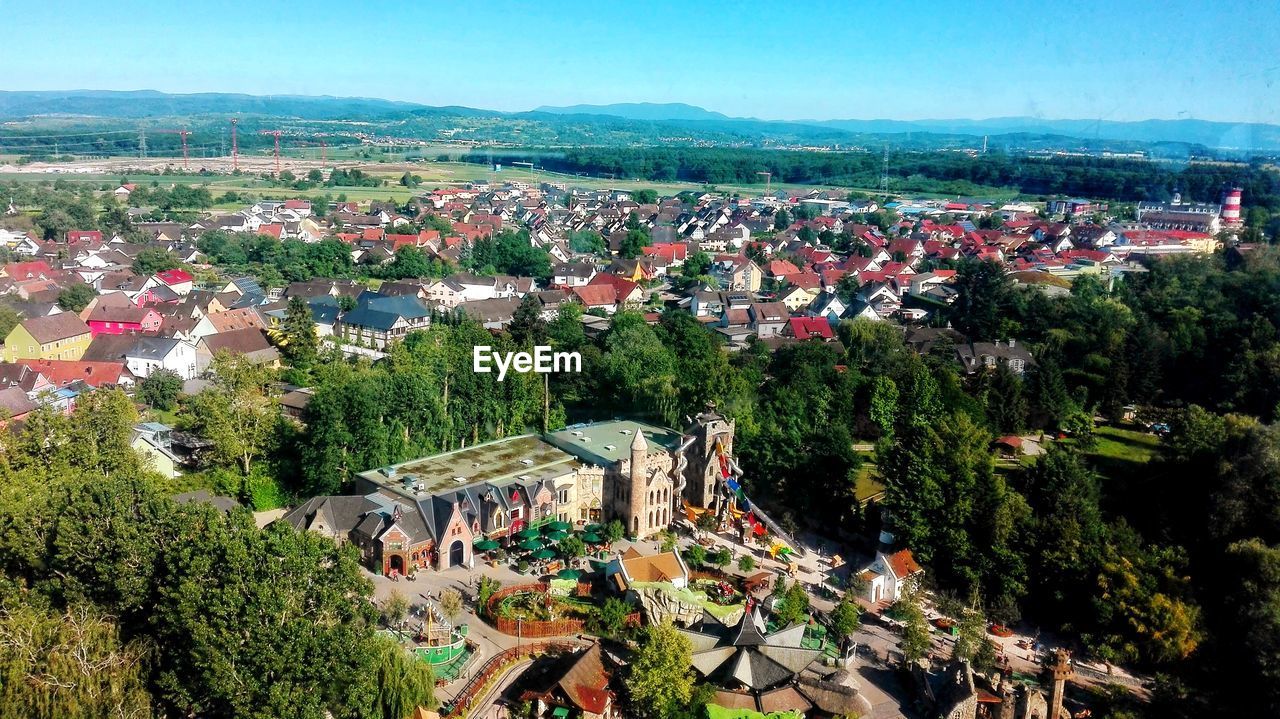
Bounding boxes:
684 437 804 563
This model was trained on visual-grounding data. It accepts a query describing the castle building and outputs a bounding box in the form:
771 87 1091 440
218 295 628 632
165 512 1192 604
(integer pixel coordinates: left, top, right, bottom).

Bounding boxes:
279 411 736 575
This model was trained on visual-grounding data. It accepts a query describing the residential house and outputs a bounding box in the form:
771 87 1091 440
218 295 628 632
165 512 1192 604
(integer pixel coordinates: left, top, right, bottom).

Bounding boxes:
334 295 432 349
955 339 1034 376
126 337 199 380
154 268 194 296
571 284 621 315
14 359 134 389
196 328 281 372
85 303 163 337
787 317 835 341
132 422 183 478
3 314 93 362
748 302 789 339
456 297 522 330
553 262 597 287
0 386 38 424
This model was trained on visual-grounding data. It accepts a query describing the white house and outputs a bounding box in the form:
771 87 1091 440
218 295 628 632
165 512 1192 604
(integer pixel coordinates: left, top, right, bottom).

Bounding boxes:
860 548 923 605
125 337 198 380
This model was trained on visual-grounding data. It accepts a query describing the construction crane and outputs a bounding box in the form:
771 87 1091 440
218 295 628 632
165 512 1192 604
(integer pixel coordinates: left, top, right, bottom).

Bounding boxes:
158 129 192 170
230 118 239 172
259 130 283 176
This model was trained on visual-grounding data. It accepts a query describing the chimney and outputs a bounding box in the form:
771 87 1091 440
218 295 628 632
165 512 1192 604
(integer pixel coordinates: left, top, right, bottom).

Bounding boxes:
1008 339 1015 349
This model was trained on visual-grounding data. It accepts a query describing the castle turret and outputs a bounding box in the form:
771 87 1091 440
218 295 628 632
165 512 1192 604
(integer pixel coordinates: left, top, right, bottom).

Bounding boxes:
627 429 648 537
1046 648 1073 719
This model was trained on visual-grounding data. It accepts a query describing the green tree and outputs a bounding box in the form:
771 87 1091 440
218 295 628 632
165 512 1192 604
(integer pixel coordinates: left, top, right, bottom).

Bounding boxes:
0 599 153 719
894 588 931 663
559 535 586 560
177 352 279 478
683 544 706 567
737 554 756 572
131 248 181 275
620 228 648 259
138 368 184 411
509 294 547 347
829 595 861 648
56 283 96 312
568 229 606 255
774 580 811 627
273 296 319 369
592 596 633 638
362 635 436 719
626 622 695 719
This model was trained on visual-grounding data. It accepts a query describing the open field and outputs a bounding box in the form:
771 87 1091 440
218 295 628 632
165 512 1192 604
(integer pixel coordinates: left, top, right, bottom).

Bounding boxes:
0 151 1005 202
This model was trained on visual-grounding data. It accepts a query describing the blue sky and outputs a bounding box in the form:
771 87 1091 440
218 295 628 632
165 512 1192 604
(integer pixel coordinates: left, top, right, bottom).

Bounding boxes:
3 0 1278 123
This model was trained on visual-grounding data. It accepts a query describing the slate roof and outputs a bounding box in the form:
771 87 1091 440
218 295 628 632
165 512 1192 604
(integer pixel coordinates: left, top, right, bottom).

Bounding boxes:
680 608 823 692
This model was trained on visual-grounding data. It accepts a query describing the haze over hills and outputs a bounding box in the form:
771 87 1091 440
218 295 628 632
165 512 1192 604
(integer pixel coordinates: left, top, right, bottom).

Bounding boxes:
2 90 1279 152
535 101 1280 151
533 102 734 122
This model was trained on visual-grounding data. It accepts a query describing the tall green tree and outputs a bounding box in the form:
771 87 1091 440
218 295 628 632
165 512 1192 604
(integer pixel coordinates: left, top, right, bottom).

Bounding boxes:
626 622 695 719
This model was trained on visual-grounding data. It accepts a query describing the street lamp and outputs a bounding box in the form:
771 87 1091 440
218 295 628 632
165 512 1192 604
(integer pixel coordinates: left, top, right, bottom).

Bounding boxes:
517 616 524 655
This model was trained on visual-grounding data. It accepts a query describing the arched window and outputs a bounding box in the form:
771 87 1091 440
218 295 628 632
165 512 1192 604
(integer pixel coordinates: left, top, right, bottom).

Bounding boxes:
493 510 506 529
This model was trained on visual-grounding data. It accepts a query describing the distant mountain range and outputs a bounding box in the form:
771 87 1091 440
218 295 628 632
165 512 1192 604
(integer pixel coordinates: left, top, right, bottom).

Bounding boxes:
535 102 1280 151
534 102 732 122
2 90 1278 153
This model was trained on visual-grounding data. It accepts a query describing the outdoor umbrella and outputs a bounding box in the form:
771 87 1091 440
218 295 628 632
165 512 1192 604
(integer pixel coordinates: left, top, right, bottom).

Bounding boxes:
474 539 500 551
519 539 544 551
546 521 572 532
545 530 568 542
584 523 604 533
531 548 556 560
516 527 541 540
582 533 603 544
557 568 582 580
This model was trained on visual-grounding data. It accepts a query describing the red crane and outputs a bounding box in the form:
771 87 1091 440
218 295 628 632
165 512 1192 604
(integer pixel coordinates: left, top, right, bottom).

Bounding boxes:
158 129 192 170
260 130 283 176
230 118 239 171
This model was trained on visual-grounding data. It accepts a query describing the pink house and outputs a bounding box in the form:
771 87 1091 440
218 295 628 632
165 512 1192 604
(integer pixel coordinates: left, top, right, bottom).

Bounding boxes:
85 304 163 337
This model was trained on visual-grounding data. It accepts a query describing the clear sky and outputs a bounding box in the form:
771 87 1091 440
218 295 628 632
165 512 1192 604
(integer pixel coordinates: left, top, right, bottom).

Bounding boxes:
3 0 1278 124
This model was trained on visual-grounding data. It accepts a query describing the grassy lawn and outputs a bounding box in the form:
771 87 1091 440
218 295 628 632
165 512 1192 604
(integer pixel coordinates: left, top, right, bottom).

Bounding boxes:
1088 425 1160 465
853 463 886 504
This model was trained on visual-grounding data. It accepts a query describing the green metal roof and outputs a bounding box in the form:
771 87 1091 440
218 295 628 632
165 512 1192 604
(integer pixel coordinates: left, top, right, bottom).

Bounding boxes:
545 420 683 467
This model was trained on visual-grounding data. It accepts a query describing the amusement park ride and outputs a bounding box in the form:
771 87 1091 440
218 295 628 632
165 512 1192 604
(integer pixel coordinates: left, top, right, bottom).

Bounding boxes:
684 437 802 571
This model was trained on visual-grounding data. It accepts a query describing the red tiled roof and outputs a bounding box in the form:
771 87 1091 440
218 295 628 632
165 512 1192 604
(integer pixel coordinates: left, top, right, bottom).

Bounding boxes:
571 284 617 307
15 359 131 387
885 548 922 578
788 316 833 339
155 268 193 285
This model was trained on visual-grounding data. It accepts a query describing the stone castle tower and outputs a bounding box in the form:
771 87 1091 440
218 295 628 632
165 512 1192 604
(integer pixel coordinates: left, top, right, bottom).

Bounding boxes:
1046 648 1073 719
682 403 736 510
626 429 649 537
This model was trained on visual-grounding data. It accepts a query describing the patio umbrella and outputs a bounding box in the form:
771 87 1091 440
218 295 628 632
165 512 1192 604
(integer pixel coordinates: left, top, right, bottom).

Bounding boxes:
474 539 500 551
546 521 572 532
582 533 603 544
516 527 541 540
557 568 582 580
531 548 555 560
519 539 544 551
545 530 568 542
